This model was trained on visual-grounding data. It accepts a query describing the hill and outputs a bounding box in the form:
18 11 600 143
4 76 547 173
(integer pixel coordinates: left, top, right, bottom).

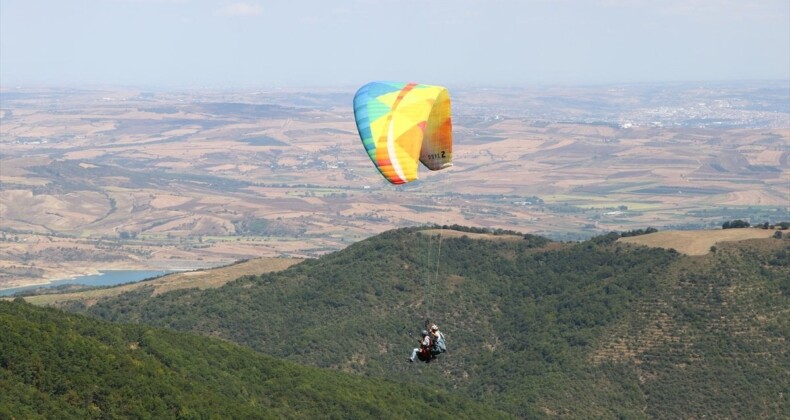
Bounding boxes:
16 257 302 307
0 299 509 419
618 227 778 255
56 227 789 418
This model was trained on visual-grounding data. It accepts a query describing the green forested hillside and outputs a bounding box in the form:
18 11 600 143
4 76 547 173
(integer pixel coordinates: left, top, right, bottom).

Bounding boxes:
61 227 789 418
0 299 510 419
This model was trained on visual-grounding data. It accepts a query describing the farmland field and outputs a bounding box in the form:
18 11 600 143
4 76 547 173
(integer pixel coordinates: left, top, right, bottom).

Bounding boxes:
618 228 779 255
1 83 788 289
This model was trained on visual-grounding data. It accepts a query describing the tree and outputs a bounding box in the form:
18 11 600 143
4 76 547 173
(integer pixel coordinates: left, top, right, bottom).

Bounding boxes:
723 220 750 229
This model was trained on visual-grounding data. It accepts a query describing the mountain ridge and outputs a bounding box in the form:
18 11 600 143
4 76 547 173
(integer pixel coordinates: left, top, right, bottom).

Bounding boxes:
54 226 788 417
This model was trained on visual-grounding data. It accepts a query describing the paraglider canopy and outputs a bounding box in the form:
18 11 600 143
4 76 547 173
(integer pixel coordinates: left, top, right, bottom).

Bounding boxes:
353 81 453 184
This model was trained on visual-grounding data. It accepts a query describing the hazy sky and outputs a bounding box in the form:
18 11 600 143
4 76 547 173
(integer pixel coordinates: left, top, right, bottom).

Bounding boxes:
1 0 788 87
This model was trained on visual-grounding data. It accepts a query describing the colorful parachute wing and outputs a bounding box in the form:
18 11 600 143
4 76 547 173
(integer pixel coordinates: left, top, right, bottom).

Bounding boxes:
353 82 452 184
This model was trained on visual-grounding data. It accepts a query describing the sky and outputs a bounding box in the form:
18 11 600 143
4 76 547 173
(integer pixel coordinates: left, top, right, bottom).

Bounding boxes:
1 0 789 88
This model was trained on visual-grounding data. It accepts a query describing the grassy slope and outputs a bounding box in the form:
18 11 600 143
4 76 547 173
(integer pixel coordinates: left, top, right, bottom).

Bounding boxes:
0 300 510 419
17 257 303 307
618 228 777 255
54 227 789 418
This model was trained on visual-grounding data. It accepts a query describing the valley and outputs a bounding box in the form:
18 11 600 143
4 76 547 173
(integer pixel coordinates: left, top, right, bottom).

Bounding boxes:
1 83 787 290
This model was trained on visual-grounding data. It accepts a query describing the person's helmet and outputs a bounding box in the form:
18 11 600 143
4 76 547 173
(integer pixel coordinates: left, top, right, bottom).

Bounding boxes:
430 324 438 331
421 330 429 337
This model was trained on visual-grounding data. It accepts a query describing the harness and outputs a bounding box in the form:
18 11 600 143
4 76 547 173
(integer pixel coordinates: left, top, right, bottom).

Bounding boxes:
417 336 433 362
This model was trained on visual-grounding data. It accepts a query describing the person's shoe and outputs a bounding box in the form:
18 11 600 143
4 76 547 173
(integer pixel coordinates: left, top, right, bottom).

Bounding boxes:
406 358 413 363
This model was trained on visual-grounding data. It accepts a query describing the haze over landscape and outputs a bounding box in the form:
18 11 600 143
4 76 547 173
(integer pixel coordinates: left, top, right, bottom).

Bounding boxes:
2 0 789 87
1 0 788 418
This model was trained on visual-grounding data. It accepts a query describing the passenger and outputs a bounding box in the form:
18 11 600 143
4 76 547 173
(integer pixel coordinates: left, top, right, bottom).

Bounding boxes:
407 330 432 363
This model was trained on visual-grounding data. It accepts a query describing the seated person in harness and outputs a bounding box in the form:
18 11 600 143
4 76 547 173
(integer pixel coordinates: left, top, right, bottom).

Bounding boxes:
429 324 446 357
407 330 433 363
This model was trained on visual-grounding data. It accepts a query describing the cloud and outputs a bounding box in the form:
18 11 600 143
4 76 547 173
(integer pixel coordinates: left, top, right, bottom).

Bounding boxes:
217 2 264 17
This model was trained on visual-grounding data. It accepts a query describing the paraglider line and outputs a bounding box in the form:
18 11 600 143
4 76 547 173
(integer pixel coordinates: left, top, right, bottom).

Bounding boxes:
424 222 445 322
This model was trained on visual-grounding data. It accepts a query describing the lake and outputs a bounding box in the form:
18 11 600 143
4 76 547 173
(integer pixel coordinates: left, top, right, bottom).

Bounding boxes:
0 269 177 297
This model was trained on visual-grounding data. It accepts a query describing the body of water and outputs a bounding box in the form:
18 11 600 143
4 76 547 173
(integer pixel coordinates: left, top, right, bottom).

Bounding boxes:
0 270 176 297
